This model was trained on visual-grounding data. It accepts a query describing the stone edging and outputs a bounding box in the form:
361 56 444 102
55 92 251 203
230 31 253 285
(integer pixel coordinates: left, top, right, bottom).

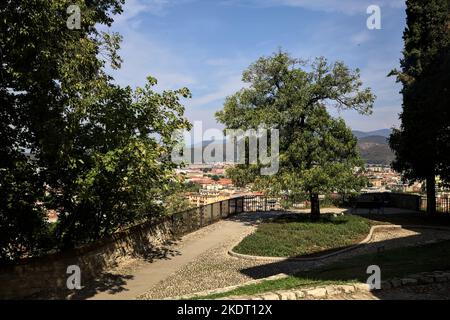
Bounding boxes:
228 224 450 262
221 270 450 300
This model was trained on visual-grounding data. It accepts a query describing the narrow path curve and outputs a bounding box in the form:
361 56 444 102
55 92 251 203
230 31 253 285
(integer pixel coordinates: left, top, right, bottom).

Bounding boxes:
88 211 270 299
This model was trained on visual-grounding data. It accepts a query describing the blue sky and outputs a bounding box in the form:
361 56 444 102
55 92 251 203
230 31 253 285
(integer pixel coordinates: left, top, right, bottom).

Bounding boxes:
104 0 407 132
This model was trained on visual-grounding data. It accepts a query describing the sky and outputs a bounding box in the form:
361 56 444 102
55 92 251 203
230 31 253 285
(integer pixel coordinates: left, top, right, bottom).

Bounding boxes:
102 0 407 134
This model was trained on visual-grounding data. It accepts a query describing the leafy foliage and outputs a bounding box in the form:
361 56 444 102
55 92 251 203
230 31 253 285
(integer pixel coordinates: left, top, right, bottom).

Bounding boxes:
216 51 374 216
162 181 195 215
1 0 191 259
389 0 450 214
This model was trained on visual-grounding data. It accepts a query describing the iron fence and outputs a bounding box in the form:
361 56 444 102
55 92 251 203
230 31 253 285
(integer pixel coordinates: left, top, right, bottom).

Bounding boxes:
420 196 450 214
243 195 282 212
169 196 245 235
167 194 450 238
162 194 450 239
167 195 284 236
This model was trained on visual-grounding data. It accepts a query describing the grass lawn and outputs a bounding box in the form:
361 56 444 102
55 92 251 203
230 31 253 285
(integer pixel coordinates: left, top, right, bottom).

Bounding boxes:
198 239 450 299
233 213 375 257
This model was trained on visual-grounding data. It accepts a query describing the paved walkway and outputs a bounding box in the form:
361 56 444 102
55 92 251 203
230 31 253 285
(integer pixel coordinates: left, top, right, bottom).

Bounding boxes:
87 212 265 300
83 210 450 300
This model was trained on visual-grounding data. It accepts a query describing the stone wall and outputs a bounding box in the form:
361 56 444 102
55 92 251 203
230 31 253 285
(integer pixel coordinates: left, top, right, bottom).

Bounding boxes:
388 193 421 211
0 216 177 299
359 192 421 211
0 197 245 299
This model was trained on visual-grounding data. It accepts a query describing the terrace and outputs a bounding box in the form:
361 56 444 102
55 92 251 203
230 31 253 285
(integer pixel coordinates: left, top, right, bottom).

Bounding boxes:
2 194 450 300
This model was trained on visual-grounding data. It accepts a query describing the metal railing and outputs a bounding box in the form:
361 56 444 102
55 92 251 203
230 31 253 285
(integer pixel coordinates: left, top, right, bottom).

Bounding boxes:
152 194 450 240
167 193 450 238
243 195 282 212
169 196 245 235
420 196 450 214
167 195 282 236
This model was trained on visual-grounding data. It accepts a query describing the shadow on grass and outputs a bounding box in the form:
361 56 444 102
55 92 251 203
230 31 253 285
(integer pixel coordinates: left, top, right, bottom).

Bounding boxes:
239 226 450 276
294 238 450 299
226 210 350 227
349 210 450 227
269 214 348 225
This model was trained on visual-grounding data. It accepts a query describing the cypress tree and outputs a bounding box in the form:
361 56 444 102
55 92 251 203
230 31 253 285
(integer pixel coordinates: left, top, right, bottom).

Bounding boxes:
389 0 450 215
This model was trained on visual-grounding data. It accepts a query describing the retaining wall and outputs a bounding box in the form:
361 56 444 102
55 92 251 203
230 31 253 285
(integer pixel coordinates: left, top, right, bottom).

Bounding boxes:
0 197 244 299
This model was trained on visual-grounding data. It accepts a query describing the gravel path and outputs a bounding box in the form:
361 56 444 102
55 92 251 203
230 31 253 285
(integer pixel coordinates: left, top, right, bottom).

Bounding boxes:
138 213 450 300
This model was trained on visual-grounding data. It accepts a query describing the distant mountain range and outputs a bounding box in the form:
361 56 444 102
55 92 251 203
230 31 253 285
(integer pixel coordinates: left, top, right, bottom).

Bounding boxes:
185 129 395 165
352 129 392 139
352 129 394 165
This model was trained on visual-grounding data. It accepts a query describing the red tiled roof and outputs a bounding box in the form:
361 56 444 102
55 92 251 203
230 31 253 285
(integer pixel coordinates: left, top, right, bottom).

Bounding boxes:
190 177 214 185
217 178 233 186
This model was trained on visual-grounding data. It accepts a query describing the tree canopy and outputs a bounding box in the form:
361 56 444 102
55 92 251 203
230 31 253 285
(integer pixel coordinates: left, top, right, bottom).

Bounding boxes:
1 0 191 260
216 51 374 217
389 0 450 215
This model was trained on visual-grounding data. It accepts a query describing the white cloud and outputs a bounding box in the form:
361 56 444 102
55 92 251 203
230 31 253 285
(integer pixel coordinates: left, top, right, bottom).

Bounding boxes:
222 0 405 15
188 74 244 108
350 30 372 45
103 3 248 129
101 0 405 132
101 20 197 91
204 58 234 66
113 0 174 23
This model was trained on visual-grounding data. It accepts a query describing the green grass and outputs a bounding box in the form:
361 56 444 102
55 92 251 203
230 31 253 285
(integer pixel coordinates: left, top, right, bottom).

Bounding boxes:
233 214 374 257
197 239 450 299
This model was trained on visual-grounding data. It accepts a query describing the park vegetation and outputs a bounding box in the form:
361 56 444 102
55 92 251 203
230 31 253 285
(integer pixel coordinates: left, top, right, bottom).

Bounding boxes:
389 0 450 215
216 52 374 218
0 0 191 261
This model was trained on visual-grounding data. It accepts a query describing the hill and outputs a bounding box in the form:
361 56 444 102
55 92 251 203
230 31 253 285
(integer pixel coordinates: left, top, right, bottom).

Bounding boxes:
355 134 395 165
184 130 395 165
352 129 392 139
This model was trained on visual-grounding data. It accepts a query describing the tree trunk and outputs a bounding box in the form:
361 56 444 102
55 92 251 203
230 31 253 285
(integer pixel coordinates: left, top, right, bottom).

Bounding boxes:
310 193 320 219
426 172 436 216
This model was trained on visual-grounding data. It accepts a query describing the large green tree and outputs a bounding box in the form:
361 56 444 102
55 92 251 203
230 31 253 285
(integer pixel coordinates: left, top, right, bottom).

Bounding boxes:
1 0 125 260
1 0 191 258
216 52 374 218
389 0 450 215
